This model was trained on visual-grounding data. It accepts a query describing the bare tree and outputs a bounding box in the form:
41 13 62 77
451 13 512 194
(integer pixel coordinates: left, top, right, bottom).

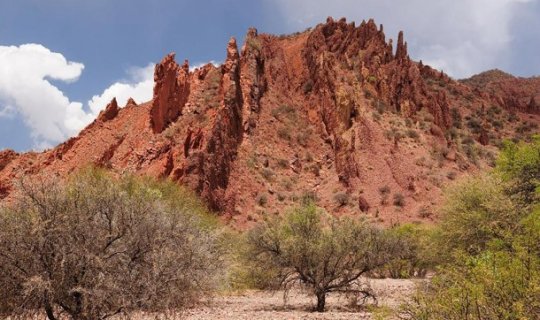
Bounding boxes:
0 168 224 320
247 203 402 312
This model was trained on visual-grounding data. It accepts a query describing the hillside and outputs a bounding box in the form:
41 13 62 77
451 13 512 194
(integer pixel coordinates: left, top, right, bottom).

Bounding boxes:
1 17 539 227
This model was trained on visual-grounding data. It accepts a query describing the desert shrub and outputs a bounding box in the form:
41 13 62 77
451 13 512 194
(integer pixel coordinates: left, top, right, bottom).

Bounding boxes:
446 171 457 180
491 119 503 129
277 126 292 141
400 139 540 319
379 185 391 205
301 190 319 204
256 193 268 207
405 118 413 128
418 206 432 218
296 130 310 147
378 224 438 279
246 203 404 312
450 107 462 129
333 192 350 207
271 104 296 121
466 118 482 134
276 158 289 169
0 168 224 320
507 112 519 123
406 129 420 141
260 168 275 181
461 135 475 145
463 144 478 164
393 193 406 207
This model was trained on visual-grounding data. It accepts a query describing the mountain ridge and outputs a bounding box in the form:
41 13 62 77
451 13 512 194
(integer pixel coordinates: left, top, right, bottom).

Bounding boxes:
1 17 539 227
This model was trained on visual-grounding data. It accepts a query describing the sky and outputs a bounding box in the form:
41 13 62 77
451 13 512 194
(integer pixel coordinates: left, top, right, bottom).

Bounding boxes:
0 0 538 151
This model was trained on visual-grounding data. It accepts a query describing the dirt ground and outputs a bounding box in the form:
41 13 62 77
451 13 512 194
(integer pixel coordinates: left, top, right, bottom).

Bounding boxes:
182 278 419 320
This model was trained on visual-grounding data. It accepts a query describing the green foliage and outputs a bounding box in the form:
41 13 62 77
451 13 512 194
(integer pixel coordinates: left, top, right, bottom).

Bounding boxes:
401 139 540 319
439 174 518 256
378 224 438 279
496 135 540 206
245 203 403 312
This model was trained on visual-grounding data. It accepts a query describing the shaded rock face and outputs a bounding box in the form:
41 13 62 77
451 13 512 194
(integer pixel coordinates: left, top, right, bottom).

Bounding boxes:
1 18 539 227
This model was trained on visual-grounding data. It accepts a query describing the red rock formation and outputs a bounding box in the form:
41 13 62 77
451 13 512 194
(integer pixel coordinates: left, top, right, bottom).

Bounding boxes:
1 18 539 227
150 54 190 133
97 98 119 122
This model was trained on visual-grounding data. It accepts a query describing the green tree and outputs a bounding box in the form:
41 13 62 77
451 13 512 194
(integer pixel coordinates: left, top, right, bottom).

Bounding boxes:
246 203 402 312
401 139 540 320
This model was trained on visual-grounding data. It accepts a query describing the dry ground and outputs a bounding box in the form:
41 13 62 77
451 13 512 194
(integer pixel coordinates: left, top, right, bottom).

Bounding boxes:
182 278 419 320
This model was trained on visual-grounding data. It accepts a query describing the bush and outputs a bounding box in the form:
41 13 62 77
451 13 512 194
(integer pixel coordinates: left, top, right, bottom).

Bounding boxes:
256 193 268 207
379 185 391 205
378 224 437 278
400 139 540 319
277 126 292 141
246 203 403 312
333 192 350 207
406 129 420 140
393 193 405 207
0 168 224 319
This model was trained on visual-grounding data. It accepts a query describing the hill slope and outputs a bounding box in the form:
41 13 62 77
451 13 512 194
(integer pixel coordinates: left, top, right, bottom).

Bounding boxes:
1 17 539 227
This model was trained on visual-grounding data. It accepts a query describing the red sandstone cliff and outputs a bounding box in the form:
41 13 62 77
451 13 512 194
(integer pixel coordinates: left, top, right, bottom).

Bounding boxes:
1 18 539 227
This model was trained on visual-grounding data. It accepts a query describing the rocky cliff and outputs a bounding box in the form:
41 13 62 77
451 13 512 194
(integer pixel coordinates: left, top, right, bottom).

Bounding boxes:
1 18 539 227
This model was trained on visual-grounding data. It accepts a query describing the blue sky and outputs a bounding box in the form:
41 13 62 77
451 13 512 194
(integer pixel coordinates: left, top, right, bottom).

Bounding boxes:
1 0 539 151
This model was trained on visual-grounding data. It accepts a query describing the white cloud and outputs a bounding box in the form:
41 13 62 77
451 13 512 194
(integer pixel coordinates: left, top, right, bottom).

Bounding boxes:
87 63 154 114
273 0 533 78
0 44 154 149
0 44 90 146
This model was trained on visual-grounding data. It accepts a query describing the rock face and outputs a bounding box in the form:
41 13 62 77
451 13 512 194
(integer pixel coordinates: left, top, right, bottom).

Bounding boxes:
150 54 190 133
98 98 119 122
1 18 539 227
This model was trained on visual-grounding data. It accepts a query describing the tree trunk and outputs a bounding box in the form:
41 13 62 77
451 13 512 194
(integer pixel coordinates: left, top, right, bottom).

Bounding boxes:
44 300 57 320
316 291 326 312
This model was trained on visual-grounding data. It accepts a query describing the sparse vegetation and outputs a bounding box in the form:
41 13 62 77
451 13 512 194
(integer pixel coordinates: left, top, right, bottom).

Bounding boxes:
406 129 420 141
393 193 405 207
277 126 292 141
261 167 275 181
0 168 224 320
379 185 391 205
333 192 350 207
256 193 268 207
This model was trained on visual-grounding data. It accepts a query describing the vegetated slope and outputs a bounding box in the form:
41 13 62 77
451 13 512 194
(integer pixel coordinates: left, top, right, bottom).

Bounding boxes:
1 17 539 227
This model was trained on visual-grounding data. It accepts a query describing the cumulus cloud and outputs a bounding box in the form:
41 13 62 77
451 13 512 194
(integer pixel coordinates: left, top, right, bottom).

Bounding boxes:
0 44 90 146
273 0 534 78
0 44 154 149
